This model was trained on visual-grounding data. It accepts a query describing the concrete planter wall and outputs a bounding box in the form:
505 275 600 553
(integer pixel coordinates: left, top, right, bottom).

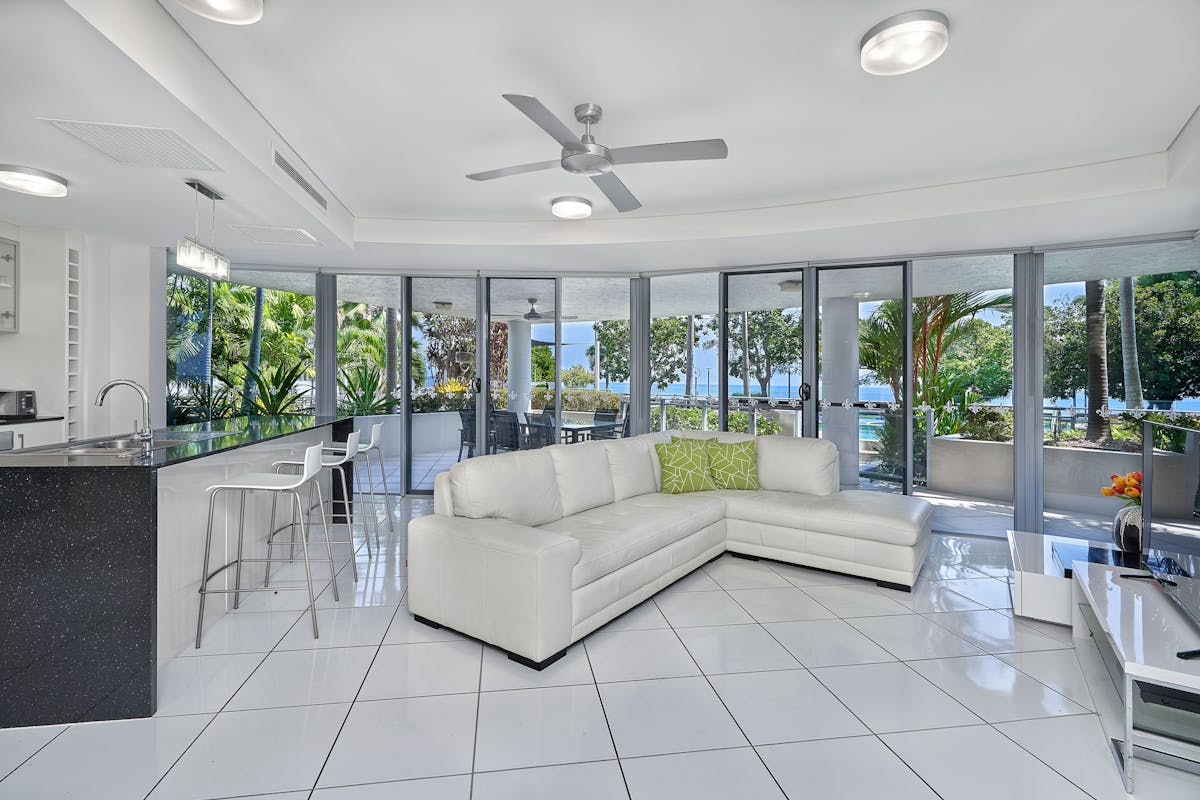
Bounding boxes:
409 410 464 456
928 435 1198 517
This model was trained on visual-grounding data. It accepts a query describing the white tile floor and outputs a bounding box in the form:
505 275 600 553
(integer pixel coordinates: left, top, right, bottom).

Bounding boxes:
2 497 1198 799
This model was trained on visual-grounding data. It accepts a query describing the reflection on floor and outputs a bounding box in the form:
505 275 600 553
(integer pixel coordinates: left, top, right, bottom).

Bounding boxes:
3 498 1197 799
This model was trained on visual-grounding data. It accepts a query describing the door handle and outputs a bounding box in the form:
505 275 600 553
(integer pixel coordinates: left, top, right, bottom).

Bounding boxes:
799 383 812 401
471 377 482 394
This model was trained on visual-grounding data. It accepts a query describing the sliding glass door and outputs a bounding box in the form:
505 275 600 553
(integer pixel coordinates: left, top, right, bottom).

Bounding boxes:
487 277 558 451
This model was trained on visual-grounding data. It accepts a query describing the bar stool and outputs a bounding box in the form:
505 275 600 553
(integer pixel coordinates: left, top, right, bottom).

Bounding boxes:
328 422 394 537
269 430 371 585
195 443 337 648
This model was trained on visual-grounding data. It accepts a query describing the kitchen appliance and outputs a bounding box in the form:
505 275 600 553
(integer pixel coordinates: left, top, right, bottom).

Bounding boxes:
0 390 36 420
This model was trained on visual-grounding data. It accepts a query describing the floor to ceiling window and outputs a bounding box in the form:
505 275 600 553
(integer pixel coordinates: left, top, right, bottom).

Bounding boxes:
1041 238 1200 546
487 277 557 450
407 277 479 492
910 255 1015 536
818 264 906 493
561 277 631 442
165 269 316 424
724 269 805 437
649 272 719 431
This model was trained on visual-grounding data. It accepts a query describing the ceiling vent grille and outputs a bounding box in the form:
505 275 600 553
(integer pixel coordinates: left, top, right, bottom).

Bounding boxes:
273 149 327 211
229 224 321 247
41 119 220 170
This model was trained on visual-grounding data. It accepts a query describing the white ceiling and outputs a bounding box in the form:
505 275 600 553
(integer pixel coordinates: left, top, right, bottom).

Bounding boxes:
0 0 1196 274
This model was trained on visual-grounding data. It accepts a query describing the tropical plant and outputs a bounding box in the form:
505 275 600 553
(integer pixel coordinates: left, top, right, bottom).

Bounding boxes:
337 365 395 416
166 379 238 425
561 364 594 388
242 360 311 415
719 309 803 397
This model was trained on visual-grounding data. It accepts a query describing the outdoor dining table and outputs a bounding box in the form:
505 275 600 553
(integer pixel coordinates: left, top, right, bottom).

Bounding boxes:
558 420 618 443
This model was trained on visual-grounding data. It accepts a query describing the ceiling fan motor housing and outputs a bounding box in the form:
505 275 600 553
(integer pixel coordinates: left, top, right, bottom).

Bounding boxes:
561 141 612 176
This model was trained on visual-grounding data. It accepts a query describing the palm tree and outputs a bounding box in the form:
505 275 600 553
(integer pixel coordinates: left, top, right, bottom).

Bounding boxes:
1084 280 1111 441
241 287 264 414
1118 277 1144 409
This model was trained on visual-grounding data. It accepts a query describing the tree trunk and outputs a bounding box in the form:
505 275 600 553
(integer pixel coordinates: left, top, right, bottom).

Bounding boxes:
685 315 695 397
241 287 264 415
1084 280 1111 442
384 307 398 412
740 312 751 398
1118 277 1144 409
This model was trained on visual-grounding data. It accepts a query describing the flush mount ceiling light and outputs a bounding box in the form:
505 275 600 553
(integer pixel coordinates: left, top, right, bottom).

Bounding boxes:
860 10 949 76
0 165 68 197
551 196 592 220
174 0 264 25
177 179 230 280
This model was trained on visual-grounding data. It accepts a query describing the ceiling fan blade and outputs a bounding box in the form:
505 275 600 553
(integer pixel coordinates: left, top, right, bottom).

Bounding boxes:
591 171 642 212
467 159 559 181
502 94 580 149
608 139 728 165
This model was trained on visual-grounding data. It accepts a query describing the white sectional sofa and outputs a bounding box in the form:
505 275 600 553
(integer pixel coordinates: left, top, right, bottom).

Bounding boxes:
408 430 933 668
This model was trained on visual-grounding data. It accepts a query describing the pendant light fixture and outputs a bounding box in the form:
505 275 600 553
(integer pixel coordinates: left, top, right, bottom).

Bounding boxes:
177 180 230 280
860 10 950 76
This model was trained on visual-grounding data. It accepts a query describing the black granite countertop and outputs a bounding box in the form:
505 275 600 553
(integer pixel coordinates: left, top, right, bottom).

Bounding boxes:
0 416 66 426
0 415 347 468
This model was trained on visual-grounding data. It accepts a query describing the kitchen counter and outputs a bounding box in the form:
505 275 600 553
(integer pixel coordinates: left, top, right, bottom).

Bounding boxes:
0 414 356 728
0 415 65 425
0 414 345 467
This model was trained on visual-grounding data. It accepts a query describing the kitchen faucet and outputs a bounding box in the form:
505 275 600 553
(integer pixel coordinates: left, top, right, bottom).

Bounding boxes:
95 379 153 442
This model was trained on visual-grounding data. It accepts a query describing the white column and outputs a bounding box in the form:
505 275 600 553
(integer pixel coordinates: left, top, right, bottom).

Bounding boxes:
507 319 531 413
822 296 861 487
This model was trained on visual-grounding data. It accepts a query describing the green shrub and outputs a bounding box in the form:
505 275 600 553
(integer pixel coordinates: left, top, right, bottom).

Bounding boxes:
648 406 780 435
529 388 624 412
958 407 1013 442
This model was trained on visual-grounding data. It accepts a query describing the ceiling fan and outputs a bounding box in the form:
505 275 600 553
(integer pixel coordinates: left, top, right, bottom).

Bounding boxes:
494 298 578 322
467 94 728 213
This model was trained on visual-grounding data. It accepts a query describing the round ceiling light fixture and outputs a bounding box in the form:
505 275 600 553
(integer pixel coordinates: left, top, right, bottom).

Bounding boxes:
551 196 592 220
174 0 264 25
860 10 949 76
0 165 69 197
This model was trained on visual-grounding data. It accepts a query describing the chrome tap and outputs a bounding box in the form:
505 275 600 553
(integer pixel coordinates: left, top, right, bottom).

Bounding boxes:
96 379 153 442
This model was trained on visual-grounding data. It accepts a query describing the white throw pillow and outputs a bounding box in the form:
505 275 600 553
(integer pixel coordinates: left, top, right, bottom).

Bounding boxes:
548 442 615 516
449 449 563 526
602 437 658 500
755 436 839 495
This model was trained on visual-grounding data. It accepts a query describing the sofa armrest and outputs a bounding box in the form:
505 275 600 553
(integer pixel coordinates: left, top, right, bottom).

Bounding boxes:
408 515 581 663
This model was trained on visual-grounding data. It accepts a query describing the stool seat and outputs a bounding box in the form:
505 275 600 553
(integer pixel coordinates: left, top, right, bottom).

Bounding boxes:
207 473 304 492
273 454 348 469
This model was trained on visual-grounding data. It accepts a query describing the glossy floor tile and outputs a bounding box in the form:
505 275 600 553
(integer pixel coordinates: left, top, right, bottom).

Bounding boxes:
474 684 615 772
811 662 982 733
0 715 209 800
881 724 1093 799
708 669 869 745
674 624 800 674
598 677 747 757
6 511 1192 800
622 747 785 800
757 736 940 800
934 576 1013 609
472 761 626 800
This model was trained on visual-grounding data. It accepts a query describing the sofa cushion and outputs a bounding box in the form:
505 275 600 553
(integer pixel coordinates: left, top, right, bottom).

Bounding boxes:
656 438 717 493
540 493 725 588
449 449 563 527
602 437 658 500
548 442 615 516
706 438 760 490
756 436 839 496
715 488 932 546
638 432 672 490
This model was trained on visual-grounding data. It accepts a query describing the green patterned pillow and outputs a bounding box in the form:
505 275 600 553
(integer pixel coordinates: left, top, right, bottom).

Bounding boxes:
655 438 716 494
705 439 760 490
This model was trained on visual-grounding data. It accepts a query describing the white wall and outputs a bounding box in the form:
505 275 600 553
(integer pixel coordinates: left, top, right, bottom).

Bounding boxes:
0 220 167 442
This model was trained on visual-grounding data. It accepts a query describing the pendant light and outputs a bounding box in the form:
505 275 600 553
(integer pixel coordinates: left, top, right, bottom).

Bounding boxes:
177 180 230 280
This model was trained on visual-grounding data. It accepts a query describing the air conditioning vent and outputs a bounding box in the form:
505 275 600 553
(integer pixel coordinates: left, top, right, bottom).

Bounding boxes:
229 224 321 246
273 149 327 211
41 119 220 170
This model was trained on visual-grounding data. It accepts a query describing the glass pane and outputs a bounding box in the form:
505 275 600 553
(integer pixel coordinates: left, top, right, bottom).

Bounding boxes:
819 265 903 492
489 278 556 450
911 255 1015 537
1042 239 1200 549
649 273 719 432
166 269 316 425
561 277 630 443
725 270 804 437
336 275 403 495
410 277 478 491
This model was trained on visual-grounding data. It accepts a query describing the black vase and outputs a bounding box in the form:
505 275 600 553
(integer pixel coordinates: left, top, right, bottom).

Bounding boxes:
1111 505 1143 553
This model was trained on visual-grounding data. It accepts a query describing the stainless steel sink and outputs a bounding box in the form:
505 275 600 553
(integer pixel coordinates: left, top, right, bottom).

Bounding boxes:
42 431 234 456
